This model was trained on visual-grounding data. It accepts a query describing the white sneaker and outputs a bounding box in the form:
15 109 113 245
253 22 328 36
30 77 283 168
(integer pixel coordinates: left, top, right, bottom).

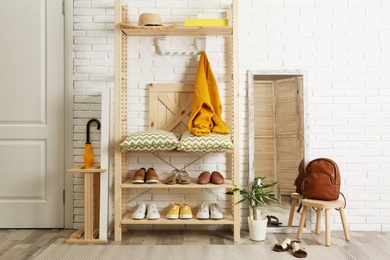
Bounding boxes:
132 203 146 220
146 203 160 220
196 202 210 219
210 203 223 219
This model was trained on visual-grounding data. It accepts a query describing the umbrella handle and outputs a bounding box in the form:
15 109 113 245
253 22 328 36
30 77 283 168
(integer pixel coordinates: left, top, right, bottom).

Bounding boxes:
86 118 101 144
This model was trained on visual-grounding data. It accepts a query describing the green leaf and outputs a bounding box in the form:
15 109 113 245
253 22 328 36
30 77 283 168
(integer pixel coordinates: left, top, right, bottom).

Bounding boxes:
225 176 279 206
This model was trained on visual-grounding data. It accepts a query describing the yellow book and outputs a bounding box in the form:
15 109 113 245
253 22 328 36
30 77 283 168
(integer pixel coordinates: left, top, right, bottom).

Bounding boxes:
184 18 228 26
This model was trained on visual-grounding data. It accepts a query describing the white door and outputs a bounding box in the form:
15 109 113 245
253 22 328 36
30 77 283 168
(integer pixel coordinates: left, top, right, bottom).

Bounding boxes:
0 0 64 228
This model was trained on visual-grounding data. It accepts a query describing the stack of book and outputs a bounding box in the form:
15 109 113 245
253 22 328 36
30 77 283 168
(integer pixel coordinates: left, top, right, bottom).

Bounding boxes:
184 11 228 26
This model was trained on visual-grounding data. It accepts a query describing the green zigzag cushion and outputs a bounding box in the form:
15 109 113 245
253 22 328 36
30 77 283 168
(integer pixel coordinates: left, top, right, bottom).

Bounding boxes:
178 130 234 152
120 130 180 151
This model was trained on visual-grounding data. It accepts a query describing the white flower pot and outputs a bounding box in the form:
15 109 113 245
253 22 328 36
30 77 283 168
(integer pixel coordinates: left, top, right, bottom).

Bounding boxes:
247 215 267 241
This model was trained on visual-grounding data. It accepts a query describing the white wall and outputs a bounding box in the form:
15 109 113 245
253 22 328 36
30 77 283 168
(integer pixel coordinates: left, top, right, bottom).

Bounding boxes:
73 0 390 232
240 0 390 232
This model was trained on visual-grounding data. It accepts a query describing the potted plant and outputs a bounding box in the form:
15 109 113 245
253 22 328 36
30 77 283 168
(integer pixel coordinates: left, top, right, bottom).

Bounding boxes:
226 176 278 241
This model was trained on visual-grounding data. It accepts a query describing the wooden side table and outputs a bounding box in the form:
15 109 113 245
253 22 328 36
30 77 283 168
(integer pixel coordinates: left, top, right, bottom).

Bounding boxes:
66 164 107 244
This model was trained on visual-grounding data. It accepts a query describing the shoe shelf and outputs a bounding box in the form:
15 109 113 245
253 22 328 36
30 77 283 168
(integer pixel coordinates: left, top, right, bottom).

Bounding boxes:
122 213 234 225
121 179 234 189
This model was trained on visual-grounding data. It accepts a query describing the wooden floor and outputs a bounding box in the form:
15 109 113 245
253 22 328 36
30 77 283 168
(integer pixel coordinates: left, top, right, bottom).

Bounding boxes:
0 229 389 260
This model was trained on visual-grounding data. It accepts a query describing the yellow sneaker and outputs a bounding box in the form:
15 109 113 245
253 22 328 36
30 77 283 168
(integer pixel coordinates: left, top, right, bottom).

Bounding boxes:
180 203 193 219
166 203 180 219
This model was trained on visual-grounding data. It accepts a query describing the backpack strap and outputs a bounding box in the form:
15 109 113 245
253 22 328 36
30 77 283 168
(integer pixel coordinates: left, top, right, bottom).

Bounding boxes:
297 201 302 213
336 192 347 211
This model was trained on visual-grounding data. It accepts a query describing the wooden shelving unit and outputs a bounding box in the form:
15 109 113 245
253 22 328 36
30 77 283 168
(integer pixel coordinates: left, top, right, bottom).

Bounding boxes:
114 0 240 242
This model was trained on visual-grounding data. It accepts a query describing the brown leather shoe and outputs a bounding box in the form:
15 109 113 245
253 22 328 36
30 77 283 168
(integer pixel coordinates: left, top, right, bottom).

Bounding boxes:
146 168 159 184
211 171 224 184
197 171 211 184
132 168 146 184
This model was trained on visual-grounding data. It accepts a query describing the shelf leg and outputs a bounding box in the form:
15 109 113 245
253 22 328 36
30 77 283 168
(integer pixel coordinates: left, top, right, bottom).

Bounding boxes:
94 173 100 229
84 172 94 240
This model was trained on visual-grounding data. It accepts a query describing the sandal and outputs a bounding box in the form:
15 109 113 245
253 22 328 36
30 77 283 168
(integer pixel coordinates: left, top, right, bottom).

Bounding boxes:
291 240 307 258
273 237 291 252
177 170 191 184
267 215 282 226
164 170 179 185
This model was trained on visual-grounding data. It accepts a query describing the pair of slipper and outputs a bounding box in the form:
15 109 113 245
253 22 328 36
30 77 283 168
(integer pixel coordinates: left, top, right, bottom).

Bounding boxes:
164 169 191 184
273 238 307 258
267 215 282 226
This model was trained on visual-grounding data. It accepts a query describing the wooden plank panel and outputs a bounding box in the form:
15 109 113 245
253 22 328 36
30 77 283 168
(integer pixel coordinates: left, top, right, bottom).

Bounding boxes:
277 135 299 195
275 78 298 136
148 83 193 134
275 77 300 195
254 138 276 184
253 82 274 137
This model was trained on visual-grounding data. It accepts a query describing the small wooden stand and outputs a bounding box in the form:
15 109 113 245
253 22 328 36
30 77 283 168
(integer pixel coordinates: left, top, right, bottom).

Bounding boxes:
297 199 350 247
66 164 107 244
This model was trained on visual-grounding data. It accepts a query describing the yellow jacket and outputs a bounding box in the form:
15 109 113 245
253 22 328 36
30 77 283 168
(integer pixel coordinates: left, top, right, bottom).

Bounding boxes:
188 52 230 136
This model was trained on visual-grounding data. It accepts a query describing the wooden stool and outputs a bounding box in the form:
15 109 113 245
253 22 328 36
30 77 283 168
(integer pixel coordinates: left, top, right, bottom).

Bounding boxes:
297 199 350 247
66 164 107 244
288 192 304 227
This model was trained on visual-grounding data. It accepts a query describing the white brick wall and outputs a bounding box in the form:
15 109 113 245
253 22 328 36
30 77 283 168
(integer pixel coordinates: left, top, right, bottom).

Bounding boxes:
73 0 390 232
241 0 390 232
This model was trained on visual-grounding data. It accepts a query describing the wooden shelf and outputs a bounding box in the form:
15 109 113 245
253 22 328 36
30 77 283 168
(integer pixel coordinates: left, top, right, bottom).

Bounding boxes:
66 164 106 173
122 213 234 225
121 179 234 189
121 24 232 36
123 149 234 154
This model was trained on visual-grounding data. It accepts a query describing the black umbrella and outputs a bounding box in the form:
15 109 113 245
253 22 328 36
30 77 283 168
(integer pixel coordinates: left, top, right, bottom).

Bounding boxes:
83 118 101 168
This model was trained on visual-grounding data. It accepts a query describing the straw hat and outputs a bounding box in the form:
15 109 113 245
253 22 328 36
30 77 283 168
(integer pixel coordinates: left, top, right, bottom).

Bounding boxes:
138 13 163 26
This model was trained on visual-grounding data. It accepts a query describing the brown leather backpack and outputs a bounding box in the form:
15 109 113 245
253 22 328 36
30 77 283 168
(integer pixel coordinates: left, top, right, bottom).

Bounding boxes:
303 158 341 200
295 158 341 201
